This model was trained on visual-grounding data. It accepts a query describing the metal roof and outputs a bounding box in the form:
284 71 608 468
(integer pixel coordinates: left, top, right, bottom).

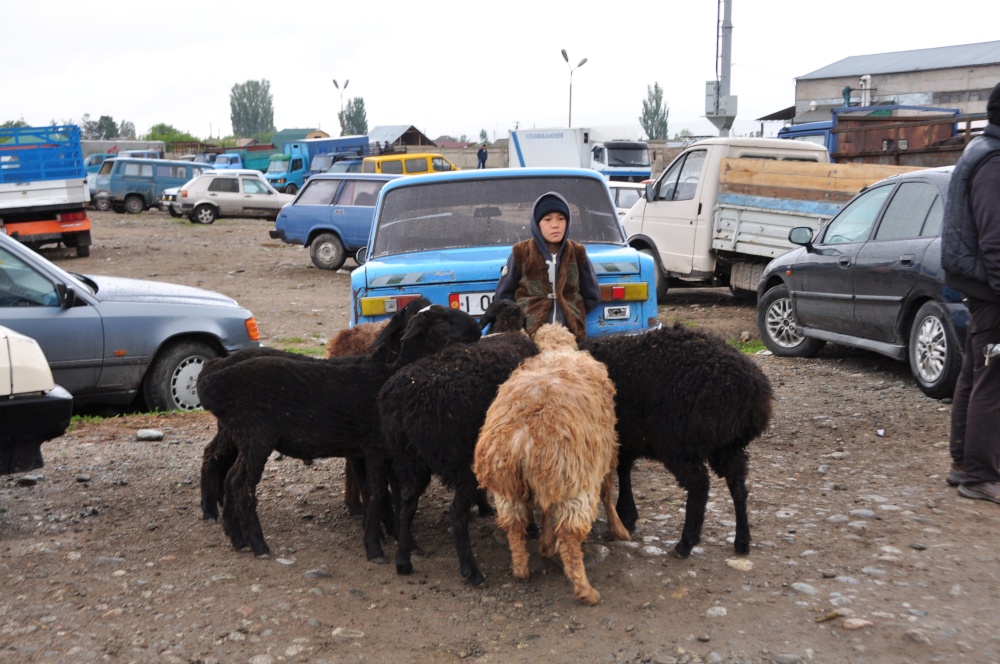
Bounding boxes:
799 40 1000 80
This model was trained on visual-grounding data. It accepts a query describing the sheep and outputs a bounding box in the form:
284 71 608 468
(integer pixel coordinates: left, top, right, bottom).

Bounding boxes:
473 323 629 605
378 299 538 586
579 323 774 558
196 300 484 560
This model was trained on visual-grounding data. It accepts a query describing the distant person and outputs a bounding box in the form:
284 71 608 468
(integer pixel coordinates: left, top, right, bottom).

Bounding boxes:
477 144 488 169
494 192 599 340
383 140 392 154
941 80 1000 505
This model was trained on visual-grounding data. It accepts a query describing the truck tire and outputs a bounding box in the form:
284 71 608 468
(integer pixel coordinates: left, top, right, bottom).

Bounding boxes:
93 198 111 212
76 244 90 258
124 195 144 214
190 204 217 224
757 284 825 357
310 233 346 270
908 300 961 400
639 248 668 302
285 183 298 196
142 340 219 412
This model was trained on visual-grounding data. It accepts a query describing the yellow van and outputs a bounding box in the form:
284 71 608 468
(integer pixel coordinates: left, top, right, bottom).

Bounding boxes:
362 153 459 175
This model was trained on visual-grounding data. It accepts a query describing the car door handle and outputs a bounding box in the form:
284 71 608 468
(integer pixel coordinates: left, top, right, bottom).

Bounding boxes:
900 254 915 266
839 256 852 267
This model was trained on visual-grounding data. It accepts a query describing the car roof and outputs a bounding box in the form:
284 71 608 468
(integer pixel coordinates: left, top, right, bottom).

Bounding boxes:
378 166 609 195
202 169 266 176
307 173 400 182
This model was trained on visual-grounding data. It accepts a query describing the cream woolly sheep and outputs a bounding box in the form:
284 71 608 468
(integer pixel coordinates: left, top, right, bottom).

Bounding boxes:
473 323 629 605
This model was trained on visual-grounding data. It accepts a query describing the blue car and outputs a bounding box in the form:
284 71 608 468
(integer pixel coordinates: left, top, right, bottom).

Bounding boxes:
350 168 660 337
270 173 400 271
756 166 967 399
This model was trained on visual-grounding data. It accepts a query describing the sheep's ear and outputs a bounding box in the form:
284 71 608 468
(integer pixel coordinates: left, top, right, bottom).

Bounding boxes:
479 306 496 331
399 310 433 342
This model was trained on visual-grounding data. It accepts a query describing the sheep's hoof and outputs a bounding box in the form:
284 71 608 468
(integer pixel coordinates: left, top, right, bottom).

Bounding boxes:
464 569 486 587
672 543 692 559
396 562 413 576
734 541 751 556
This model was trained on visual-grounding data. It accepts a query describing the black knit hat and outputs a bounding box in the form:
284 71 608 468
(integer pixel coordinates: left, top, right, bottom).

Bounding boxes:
989 81 1000 126
532 192 570 226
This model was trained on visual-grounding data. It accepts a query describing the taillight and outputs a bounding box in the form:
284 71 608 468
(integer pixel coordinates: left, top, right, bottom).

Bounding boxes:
359 294 424 316
599 283 649 302
57 210 88 222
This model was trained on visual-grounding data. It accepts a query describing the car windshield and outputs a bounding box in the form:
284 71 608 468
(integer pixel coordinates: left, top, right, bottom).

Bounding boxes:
370 176 625 258
267 159 289 174
607 146 650 167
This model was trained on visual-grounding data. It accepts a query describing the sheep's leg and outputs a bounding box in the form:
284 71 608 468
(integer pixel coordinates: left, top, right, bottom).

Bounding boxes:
537 510 557 558
668 459 710 559
451 480 485 586
495 497 531 580
361 453 388 563
200 428 238 521
709 447 751 555
554 520 600 606
475 488 495 518
615 453 640 533
600 472 631 541
344 456 363 517
222 445 272 555
395 472 431 576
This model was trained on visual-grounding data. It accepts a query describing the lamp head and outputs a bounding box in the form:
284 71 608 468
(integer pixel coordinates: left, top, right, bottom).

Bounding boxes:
578 58 588 67
333 80 339 89
561 49 568 62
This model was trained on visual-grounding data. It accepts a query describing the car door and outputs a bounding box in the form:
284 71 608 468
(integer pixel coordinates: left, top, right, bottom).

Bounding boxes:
638 149 706 276
852 180 943 342
335 180 389 249
0 243 103 393
791 183 893 334
208 176 241 216
240 176 281 218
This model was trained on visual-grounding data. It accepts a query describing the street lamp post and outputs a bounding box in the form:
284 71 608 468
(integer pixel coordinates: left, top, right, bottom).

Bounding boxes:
561 49 587 127
332 78 349 135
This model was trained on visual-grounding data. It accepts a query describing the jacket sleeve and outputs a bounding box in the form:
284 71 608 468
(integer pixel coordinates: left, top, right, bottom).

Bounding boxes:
972 157 1000 295
577 247 601 313
494 253 520 301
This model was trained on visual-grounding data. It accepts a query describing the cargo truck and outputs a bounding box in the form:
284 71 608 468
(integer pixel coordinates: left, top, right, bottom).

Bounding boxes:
0 125 93 257
621 137 921 300
265 135 370 194
204 144 275 172
508 127 651 182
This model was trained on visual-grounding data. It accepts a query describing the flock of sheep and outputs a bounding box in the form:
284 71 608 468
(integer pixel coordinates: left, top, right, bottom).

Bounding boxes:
196 298 774 605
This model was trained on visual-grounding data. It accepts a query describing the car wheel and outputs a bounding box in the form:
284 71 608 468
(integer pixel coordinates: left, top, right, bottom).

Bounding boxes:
639 248 667 302
93 198 111 212
909 300 961 399
168 207 183 218
285 183 298 196
191 204 217 224
124 195 144 214
143 340 219 412
757 284 825 357
310 232 346 270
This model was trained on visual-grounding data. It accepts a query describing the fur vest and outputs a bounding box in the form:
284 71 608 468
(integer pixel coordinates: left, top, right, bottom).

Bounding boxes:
510 239 589 339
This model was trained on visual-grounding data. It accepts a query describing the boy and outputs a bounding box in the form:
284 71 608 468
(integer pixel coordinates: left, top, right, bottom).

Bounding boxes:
494 191 600 339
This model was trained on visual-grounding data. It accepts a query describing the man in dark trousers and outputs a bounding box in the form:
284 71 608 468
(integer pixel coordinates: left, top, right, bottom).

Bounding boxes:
941 81 1000 504
477 144 488 169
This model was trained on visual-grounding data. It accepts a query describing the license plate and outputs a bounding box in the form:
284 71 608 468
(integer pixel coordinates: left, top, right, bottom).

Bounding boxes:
450 291 494 316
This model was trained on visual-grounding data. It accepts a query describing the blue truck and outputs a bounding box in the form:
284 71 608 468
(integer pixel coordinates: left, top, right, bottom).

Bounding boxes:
265 135 371 195
206 144 275 172
0 125 93 257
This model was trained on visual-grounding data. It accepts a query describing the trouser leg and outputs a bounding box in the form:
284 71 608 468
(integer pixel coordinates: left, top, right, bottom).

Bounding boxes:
961 300 1000 484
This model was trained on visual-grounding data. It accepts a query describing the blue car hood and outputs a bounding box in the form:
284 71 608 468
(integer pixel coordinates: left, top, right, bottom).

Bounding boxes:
86 275 241 307
360 244 642 287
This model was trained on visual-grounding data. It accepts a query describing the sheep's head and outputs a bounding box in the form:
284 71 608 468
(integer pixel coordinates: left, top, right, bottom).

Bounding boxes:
369 297 433 361
479 299 527 334
532 323 577 352
388 304 483 363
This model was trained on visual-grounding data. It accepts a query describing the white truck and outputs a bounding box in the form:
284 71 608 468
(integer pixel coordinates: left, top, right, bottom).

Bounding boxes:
621 137 920 300
508 127 651 182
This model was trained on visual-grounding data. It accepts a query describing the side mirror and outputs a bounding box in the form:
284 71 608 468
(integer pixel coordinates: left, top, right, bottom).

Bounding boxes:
55 283 76 309
645 182 655 202
788 226 814 249
355 247 368 265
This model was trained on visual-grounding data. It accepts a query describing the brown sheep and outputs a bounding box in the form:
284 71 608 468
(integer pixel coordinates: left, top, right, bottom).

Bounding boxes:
473 323 629 605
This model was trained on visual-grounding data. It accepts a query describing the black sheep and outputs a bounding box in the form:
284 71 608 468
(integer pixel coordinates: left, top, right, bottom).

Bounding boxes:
580 323 773 558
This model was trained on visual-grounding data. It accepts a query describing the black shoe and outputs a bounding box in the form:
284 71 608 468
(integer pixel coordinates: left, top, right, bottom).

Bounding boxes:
946 463 964 486
958 481 1000 505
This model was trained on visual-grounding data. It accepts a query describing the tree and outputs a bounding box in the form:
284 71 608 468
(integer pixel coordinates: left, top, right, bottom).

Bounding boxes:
1 119 28 129
119 120 136 139
479 129 489 144
145 123 198 144
341 97 368 136
230 79 275 137
639 83 669 140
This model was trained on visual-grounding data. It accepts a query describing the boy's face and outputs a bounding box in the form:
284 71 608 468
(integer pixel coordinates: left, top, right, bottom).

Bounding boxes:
538 212 567 245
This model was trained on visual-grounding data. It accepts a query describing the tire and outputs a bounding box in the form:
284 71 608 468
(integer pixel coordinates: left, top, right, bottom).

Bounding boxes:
190 204 217 224
75 244 90 258
124 195 144 214
757 284 826 357
285 183 298 196
168 207 183 218
639 248 668 303
908 300 961 399
309 232 346 270
94 197 111 212
142 340 219 412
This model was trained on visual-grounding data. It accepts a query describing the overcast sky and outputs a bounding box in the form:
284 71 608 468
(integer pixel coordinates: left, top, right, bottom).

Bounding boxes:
3 1 998 142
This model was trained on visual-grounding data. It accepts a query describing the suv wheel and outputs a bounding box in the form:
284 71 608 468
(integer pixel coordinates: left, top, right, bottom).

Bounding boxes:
909 300 960 399
143 340 219 411
310 233 346 270
124 195 145 214
757 284 825 357
190 204 217 224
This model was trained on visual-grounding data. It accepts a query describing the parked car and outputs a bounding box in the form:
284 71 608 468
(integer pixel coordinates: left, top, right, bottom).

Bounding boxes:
0 232 261 411
756 167 967 399
328 159 363 174
351 167 659 337
179 170 293 224
361 153 459 175
159 186 184 217
92 158 213 214
0 325 73 474
608 181 645 217
270 173 400 270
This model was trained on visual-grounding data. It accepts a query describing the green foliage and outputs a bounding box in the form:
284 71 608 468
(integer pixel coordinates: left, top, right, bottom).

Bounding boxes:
230 79 275 137
251 130 274 145
118 120 136 139
341 97 368 136
639 83 669 140
674 128 694 140
145 123 199 143
479 129 489 144
728 338 765 354
1 118 28 129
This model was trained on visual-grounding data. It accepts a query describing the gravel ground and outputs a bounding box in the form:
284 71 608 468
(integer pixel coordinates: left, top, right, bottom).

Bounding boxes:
2 210 999 664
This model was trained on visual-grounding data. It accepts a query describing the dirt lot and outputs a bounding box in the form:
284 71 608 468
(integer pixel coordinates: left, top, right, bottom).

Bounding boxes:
2 210 999 664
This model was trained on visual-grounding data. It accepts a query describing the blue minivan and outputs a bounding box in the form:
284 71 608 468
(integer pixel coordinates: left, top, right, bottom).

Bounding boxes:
93 158 214 214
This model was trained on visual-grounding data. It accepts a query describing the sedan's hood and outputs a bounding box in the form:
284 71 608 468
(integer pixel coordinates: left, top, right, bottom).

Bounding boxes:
85 275 241 307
